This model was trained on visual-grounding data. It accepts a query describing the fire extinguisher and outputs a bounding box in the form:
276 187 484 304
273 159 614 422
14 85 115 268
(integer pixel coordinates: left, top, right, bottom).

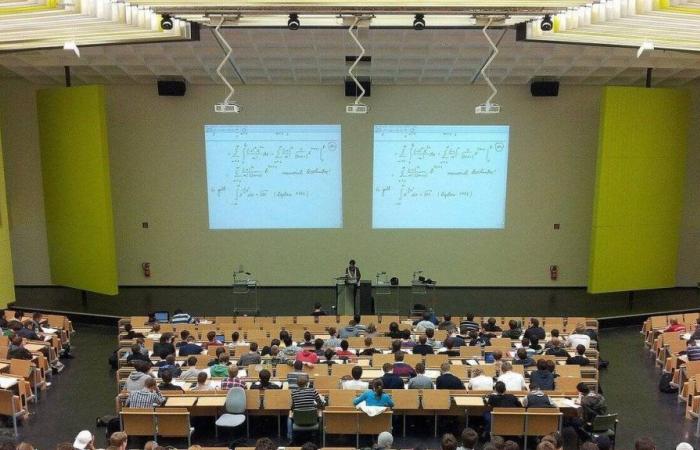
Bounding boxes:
142 262 151 278
550 265 558 281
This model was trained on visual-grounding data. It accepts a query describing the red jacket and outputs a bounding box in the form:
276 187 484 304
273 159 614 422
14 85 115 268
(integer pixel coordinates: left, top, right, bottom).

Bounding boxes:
295 350 319 364
665 323 686 332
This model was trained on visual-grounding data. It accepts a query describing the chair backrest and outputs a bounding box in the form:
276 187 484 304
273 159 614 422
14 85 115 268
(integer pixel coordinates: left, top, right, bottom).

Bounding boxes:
120 409 156 436
554 377 582 395
331 364 354 377
157 408 191 437
555 365 581 378
425 354 448 367
372 354 393 367
420 389 451 410
9 359 32 379
246 389 262 410
591 413 618 432
489 338 513 349
292 408 319 426
317 316 338 326
358 411 393 435
450 365 469 379
686 361 700 378
296 316 316 325
328 389 358 407
314 375 341 390
388 389 420 410
0 346 8 360
263 389 291 410
404 354 423 367
225 387 246 414
491 408 526 435
525 409 561 436
478 364 497 377
460 346 482 357
0 389 20 416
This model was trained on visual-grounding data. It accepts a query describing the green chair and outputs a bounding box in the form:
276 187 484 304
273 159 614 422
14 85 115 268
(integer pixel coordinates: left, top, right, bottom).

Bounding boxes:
291 408 320 443
584 413 618 448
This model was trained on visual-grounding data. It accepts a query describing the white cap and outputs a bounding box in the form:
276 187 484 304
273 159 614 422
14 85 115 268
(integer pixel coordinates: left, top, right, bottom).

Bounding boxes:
377 431 393 449
677 443 693 450
73 430 93 449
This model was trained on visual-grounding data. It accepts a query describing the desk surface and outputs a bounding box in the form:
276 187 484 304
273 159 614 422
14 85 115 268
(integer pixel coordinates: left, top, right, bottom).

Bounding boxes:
197 396 227 407
454 396 486 407
25 344 45 352
166 397 197 407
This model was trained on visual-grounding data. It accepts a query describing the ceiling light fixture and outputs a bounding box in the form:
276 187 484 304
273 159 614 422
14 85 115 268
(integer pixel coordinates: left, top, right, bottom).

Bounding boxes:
413 14 426 30
540 14 553 31
288 13 300 30
161 13 174 30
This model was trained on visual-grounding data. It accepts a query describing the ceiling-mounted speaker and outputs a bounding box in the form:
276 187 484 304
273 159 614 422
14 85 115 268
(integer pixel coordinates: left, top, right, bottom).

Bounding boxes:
345 76 371 97
157 78 187 96
530 80 559 97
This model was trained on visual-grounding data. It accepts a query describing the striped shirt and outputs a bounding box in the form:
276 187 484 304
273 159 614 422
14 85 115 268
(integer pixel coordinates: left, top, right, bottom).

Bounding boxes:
687 345 700 361
221 377 246 390
171 313 194 324
459 320 480 332
126 389 165 408
291 387 325 410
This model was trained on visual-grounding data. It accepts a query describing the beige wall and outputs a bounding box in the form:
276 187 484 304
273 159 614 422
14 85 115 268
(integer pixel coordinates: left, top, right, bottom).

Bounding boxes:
1 80 698 287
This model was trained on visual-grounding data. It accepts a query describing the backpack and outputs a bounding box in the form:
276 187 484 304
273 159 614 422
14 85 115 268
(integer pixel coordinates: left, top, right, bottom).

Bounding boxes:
659 372 678 393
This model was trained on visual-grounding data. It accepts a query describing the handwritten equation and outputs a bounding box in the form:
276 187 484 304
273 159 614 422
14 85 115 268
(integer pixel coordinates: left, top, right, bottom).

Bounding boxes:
205 125 342 229
372 125 509 229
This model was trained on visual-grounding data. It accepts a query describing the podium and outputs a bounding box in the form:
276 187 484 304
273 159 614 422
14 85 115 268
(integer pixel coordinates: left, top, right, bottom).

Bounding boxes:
334 276 357 315
233 272 258 315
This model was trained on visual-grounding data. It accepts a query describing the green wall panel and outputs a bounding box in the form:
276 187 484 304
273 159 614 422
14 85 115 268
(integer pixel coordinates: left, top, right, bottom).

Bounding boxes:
0 122 15 307
589 86 690 293
37 85 117 295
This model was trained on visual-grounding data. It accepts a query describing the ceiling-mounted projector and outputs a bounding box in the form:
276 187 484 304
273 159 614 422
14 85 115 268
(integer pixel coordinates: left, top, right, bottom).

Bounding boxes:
475 103 500 114
346 104 369 114
215 102 240 113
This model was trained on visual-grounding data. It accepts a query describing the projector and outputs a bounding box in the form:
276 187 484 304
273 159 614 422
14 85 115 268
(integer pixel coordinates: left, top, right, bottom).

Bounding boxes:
475 103 501 114
215 102 241 113
346 104 369 114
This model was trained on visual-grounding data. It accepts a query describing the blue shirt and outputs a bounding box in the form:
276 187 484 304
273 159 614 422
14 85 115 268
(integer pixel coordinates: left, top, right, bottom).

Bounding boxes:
353 390 394 407
178 343 204 356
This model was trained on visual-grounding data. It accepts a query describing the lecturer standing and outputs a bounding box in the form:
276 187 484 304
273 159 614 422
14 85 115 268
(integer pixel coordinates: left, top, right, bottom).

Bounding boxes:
345 259 361 313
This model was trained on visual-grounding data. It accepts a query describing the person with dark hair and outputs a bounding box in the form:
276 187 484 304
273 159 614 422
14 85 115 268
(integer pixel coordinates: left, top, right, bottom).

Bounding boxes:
353 314 367 333
353 379 394 407
486 381 522 408
425 328 441 349
400 329 416 349
392 351 416 378
342 365 369 390
208 346 228 366
413 335 435 355
483 317 502 333
436 362 464 389
178 335 204 356
311 302 327 316
577 382 607 422
204 331 223 349
251 369 281 389
336 340 357 361
288 360 306 389
545 329 561 349
210 354 232 377
322 348 337 366
390 340 402 354
191 371 214 391
530 359 555 390
239 342 262 366
287 374 325 441
567 345 590 366
126 343 151 364
313 338 325 357
457 428 479 450
254 438 276 450
359 337 381 356
230 331 244 346
438 338 461 357
459 314 480 333
381 362 405 389
126 377 165 407
296 344 320 364
502 441 520 450
523 385 555 407
180 356 200 379
407 362 433 389
634 438 656 450
324 327 341 350
561 426 581 450
176 330 190 347
545 338 569 357
438 315 457 333
524 318 546 342
300 331 315 348
416 312 437 332
441 433 458 450
158 370 184 392
125 360 152 392
502 320 522 339
388 322 402 339
153 333 176 359
157 354 182 378
513 348 535 367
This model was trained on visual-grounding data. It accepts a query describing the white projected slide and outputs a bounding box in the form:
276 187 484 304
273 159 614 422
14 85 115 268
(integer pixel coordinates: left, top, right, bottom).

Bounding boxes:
373 125 509 229
205 125 342 229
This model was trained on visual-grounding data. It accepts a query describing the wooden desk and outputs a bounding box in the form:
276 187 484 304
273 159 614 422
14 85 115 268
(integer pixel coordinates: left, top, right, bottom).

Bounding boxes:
453 396 486 407
166 397 197 407
25 344 45 353
197 396 226 407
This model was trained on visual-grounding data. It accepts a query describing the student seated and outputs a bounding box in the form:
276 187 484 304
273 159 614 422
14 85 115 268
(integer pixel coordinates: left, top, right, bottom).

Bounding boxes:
359 337 381 356
126 360 152 392
412 335 435 355
566 345 590 366
523 385 555 407
483 317 502 333
438 338 460 357
513 348 535 367
438 315 457 333
335 340 357 361
458 428 479 450
544 329 561 349
388 322 402 339
323 327 341 350
210 354 232 377
436 362 464 389
251 368 281 389
296 346 319 365
459 313 480 332
238 342 262 366
524 318 546 342
300 331 315 348
175 330 190 348
204 331 223 349
342 366 369 390
392 351 416 378
311 302 327 317
407 362 434 389
153 333 176 360
502 320 522 339
158 370 184 392
287 374 325 441
190 371 214 391
313 338 325 357
529 359 555 390
126 377 165 407
381 362 405 389
485 380 522 408
180 356 201 379
208 346 228 366
8 336 33 361
221 365 246 390
467 367 494 391
441 433 459 450
497 361 527 391
545 338 569 357
178 335 204 356
287 360 306 389
416 312 437 332
353 379 394 407
157 354 182 378
566 325 592 349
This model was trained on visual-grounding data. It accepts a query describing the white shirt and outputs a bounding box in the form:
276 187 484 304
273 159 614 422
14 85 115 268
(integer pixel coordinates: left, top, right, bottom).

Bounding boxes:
497 371 527 391
416 320 436 332
342 379 369 390
468 375 494 391
566 333 591 349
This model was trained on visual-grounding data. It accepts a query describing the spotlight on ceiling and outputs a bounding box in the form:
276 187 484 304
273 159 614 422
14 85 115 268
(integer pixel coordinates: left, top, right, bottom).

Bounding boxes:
413 14 425 30
288 13 300 30
540 15 553 32
161 14 174 30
